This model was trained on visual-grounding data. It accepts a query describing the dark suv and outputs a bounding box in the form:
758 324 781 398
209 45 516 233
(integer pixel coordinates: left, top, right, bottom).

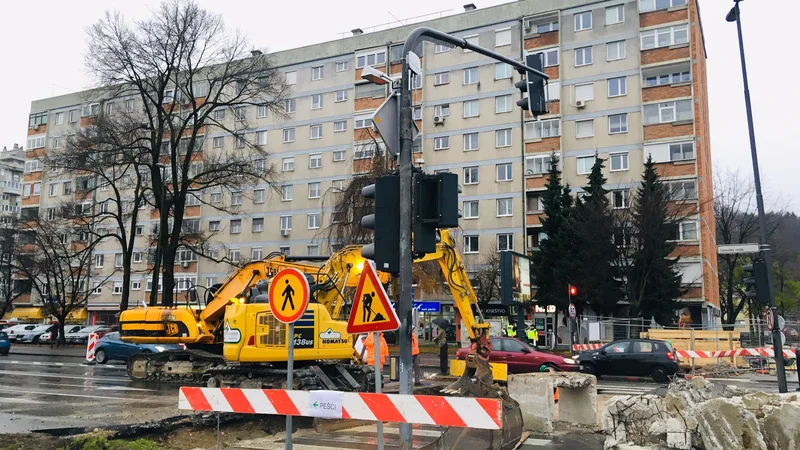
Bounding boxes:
576 339 680 382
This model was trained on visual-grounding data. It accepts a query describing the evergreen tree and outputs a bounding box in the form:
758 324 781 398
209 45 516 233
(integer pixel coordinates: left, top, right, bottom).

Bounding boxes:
532 155 573 312
627 156 685 324
570 156 624 316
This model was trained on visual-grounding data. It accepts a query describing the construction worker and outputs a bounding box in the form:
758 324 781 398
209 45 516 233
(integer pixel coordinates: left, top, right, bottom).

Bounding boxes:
379 332 388 368
411 326 422 386
506 323 516 338
527 326 539 347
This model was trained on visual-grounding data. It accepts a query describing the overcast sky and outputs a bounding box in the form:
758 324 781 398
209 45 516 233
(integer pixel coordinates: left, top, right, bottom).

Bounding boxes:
1 0 796 213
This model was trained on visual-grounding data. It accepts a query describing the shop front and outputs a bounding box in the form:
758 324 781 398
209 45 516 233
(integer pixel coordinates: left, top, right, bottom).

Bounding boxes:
2 307 45 323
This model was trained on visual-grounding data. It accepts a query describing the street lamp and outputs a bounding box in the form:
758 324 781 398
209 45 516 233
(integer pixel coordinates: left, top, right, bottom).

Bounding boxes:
726 0 788 393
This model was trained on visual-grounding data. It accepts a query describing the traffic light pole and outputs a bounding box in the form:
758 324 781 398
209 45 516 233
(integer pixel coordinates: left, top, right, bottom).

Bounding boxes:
729 2 787 393
397 27 549 449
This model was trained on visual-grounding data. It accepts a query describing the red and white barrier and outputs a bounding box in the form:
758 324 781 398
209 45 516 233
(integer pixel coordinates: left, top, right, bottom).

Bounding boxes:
86 333 98 362
573 343 797 359
573 344 604 351
179 387 502 430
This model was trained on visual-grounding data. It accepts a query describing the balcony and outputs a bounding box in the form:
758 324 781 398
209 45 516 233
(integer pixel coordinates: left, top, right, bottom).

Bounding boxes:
0 181 22 195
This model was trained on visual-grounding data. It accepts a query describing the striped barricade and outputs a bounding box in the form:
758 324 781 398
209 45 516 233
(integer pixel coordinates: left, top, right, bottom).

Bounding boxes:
572 344 797 359
85 333 98 362
179 387 502 430
572 344 604 351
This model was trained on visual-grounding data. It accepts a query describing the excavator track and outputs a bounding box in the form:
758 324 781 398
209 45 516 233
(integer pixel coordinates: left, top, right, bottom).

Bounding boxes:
127 350 375 391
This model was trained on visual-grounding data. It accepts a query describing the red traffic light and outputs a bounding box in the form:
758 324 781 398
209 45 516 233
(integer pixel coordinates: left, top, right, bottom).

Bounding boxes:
569 285 577 296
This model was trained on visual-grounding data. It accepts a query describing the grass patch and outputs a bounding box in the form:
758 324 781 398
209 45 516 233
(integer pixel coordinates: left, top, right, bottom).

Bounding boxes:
63 436 164 450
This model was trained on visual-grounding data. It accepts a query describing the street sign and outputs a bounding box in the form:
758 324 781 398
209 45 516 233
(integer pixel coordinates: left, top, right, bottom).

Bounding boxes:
778 315 786 331
308 390 344 419
718 243 760 254
347 262 399 334
568 303 577 320
372 94 419 156
766 308 775 331
407 52 422 75
268 268 310 323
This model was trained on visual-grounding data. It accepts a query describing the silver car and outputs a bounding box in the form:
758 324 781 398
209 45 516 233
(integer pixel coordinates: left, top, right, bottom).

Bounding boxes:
17 325 55 344
5 324 39 342
66 325 110 344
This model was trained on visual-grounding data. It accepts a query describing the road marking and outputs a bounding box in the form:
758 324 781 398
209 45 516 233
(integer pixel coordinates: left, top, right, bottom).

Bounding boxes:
0 386 137 401
0 369 127 382
523 437 552 446
0 360 122 369
37 382 155 392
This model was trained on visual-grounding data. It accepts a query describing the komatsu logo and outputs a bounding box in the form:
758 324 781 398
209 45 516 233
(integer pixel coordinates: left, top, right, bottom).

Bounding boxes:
319 328 348 344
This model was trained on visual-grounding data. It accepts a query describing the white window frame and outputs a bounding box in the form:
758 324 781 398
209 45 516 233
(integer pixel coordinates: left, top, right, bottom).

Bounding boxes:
497 234 514 252
230 219 242 234
640 0 688 14
256 131 268 145
335 60 348 72
495 28 512 47
310 124 323 140
495 129 512 148
434 72 450 86
575 83 595 102
334 120 347 132
640 24 689 50
607 40 627 61
669 142 695 161
463 67 479 85
609 113 628 134
574 11 592 31
281 185 293 201
537 48 559 67
577 156 594 175
495 63 512 80
280 215 292 231
356 50 386 68
463 166 479 184
495 95 512 114
434 104 450 117
575 46 593 67
576 119 595 138
525 118 561 140
434 136 450 150
606 5 624 25
282 157 295 172
307 213 321 229
333 149 346 161
463 133 479 152
496 163 513 182
213 136 224 148
309 153 322 169
251 217 264 233
435 43 451 53
610 153 630 172
308 182 321 199
285 98 296 113
354 114 372 129
463 100 480 118
257 104 268 118
496 198 513 217
311 65 324 81
463 235 480 254
676 220 698 241
612 189 630 209
463 200 479 219
311 93 323 110
335 90 348 102
608 77 628 97
283 128 296 143
285 71 297 85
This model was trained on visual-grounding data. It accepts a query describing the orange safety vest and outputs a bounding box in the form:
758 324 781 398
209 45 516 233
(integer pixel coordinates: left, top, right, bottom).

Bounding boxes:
365 334 388 367
411 333 420 356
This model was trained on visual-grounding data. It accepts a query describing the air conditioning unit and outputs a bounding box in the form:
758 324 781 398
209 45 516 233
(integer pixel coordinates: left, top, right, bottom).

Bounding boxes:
575 100 587 109
181 261 190 268
433 115 445 124
280 229 290 237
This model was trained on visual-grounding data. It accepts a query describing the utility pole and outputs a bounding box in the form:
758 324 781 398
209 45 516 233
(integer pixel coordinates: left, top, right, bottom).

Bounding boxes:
726 0 787 392
396 27 548 449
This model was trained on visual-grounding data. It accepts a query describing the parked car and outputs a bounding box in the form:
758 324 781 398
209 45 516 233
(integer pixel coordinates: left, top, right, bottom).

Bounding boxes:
0 331 10 355
94 332 182 364
66 325 110 344
39 325 84 344
576 339 680 382
17 324 56 344
456 336 579 373
4 324 37 342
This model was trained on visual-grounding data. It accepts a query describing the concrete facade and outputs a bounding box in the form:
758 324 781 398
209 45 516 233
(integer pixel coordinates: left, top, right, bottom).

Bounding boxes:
19 0 717 324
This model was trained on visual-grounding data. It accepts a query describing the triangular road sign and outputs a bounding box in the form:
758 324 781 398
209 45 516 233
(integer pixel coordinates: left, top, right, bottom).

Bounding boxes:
347 262 399 334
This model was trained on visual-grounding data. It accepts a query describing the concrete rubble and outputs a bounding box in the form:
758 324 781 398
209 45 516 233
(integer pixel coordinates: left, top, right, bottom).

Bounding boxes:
508 372 597 434
602 376 800 450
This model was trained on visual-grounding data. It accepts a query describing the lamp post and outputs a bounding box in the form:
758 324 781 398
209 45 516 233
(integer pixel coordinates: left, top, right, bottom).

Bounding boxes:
726 0 787 393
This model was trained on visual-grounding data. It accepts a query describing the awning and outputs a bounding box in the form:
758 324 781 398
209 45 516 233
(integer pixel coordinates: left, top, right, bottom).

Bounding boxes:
63 308 88 322
3 307 44 321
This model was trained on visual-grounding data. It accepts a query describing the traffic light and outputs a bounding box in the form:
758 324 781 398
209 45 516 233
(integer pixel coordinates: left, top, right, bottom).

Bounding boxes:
413 172 460 256
742 259 769 305
569 285 577 296
514 53 548 117
361 175 400 274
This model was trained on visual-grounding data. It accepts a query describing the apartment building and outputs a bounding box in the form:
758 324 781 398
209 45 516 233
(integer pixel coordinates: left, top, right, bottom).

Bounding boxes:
0 144 23 219
20 0 718 327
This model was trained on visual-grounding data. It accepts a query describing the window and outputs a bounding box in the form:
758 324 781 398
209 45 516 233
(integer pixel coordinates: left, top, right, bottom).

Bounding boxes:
207 220 221 233
644 70 691 87
307 213 321 229
413 107 422 120
333 149 346 161
463 201 479 219
606 5 624 25
27 136 45 149
33 183 41 196
643 100 693 125
497 234 514 251
250 217 264 233
283 128 296 143
210 191 222 203
607 41 626 61
229 249 240 263
234 133 245 149
497 198 513 217
48 183 57 197
494 63 512 80
310 124 322 140
356 50 386 68
461 167 479 185
612 190 630 209
285 71 297 85
233 106 246 121
434 104 450 117
29 111 48 128
435 43 451 53
670 142 695 161
228 191 242 206
354 144 375 160
464 235 480 254
575 83 594 102
577 156 594 175
574 11 592 31
675 221 698 241
24 160 44 173
251 189 264 204
576 119 595 138
527 194 545 213
606 341 630 353
213 136 224 148
434 72 450 86
669 180 698 200
249 248 263 262
495 28 511 47
538 48 559 67
46 207 56 220
526 154 553 175
609 113 628 134
55 112 64 125
282 157 294 172
333 90 348 103
311 94 323 110
213 109 226 121
640 0 687 13
125 99 135 112
535 21 559 34
641 25 689 50
434 136 450 150
311 65 324 81
336 60 348 72
526 118 560 139
575 46 593 67
306 245 319 257
59 180 69 195
608 77 627 97
256 104 269 119
495 129 512 148
610 153 629 171
334 120 347 132
230 219 242 234
496 163 513 181
463 133 479 152
463 67 479 85
256 131 268 145
95 254 104 268
281 185 293 201
495 95 512 113
354 114 372 129
308 182 321 198
285 98 296 113
464 35 479 52
280 215 293 231
69 109 78 122
463 100 480 118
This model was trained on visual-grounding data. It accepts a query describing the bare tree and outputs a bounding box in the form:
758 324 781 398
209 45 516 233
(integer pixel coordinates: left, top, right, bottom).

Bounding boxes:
469 245 501 306
84 0 288 306
16 206 112 345
0 219 24 318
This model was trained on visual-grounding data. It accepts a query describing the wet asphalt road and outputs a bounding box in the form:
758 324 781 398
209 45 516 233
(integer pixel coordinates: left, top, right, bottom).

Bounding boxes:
0 352 180 433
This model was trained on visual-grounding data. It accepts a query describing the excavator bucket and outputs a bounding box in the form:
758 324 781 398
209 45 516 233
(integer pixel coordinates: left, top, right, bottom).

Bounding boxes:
434 348 525 450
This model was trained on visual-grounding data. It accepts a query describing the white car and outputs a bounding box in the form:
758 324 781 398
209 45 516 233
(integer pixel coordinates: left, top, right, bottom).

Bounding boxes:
16 325 55 343
4 324 38 342
66 325 110 344
39 325 84 344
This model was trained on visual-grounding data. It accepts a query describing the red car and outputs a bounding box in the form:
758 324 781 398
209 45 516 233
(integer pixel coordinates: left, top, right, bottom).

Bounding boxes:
456 337 579 373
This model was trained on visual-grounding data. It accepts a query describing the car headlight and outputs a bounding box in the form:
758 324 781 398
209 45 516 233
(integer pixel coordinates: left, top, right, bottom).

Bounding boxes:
563 358 577 364
154 345 167 352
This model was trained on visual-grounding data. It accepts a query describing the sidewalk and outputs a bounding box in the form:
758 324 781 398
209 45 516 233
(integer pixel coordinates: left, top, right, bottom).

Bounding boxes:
9 345 86 358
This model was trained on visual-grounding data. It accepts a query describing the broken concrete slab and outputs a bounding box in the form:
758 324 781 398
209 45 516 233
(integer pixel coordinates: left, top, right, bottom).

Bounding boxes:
508 373 554 433
761 403 800 450
508 372 597 433
602 395 669 449
695 397 766 450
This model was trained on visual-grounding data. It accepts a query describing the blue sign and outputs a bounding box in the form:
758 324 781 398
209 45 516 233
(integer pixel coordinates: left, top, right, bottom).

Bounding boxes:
389 301 441 313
